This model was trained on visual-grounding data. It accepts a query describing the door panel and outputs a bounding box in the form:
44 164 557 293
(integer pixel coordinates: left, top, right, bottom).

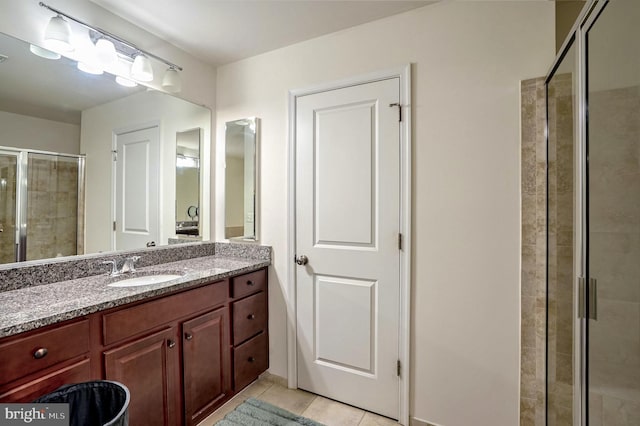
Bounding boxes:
586 0 640 424
0 152 18 263
104 327 179 426
182 307 230 426
115 126 159 250
296 77 400 418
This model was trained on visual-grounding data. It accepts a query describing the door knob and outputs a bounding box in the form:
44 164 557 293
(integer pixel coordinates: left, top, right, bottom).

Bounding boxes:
295 255 308 266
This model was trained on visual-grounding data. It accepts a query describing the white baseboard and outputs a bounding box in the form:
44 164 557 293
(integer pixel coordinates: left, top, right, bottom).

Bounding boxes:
411 417 444 426
259 371 288 388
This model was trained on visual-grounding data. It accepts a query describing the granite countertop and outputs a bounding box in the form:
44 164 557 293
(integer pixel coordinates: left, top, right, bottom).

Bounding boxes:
0 255 270 339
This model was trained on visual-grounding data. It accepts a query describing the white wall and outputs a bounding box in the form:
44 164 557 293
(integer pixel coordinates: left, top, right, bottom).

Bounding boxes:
81 90 211 253
215 2 554 425
0 111 80 154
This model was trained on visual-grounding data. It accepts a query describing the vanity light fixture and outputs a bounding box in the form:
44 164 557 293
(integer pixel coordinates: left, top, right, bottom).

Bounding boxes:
131 54 154 82
95 38 117 68
115 75 138 87
29 44 61 60
162 67 181 93
39 2 183 91
77 61 103 75
43 14 74 52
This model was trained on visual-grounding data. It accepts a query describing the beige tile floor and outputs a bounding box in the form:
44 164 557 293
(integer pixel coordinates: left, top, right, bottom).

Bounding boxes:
197 376 401 426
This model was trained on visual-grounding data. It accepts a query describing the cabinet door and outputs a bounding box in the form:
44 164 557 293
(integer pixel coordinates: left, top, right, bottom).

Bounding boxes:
183 307 231 426
104 327 180 426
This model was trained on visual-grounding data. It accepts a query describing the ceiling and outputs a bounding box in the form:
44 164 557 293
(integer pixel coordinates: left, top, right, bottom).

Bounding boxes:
89 0 435 67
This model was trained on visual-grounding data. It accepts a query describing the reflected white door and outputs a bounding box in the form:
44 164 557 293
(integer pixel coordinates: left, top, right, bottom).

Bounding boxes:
114 126 159 250
295 78 401 418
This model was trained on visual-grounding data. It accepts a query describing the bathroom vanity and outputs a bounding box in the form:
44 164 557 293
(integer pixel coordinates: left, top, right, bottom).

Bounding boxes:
0 242 270 426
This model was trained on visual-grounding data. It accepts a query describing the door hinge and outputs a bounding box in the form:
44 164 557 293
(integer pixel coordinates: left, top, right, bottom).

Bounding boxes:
111 150 117 162
389 103 402 122
113 221 116 231
398 233 403 250
397 359 401 377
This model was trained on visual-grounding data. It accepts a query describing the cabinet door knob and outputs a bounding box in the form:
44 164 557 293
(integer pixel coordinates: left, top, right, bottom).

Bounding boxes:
33 348 48 359
185 333 193 341
248 357 255 363
247 314 255 320
247 280 255 286
167 339 176 349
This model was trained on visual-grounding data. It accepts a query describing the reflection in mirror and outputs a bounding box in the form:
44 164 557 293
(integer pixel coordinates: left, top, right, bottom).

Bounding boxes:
225 118 258 241
0 31 211 265
176 128 201 238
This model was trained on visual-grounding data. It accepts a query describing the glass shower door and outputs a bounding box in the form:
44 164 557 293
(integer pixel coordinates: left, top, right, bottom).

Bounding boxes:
26 153 81 261
586 0 640 424
0 152 18 263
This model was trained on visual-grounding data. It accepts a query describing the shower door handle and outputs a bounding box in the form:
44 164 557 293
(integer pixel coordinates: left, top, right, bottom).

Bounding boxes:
588 278 597 321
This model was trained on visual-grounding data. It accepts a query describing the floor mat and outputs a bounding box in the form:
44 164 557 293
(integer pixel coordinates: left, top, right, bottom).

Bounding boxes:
215 397 325 426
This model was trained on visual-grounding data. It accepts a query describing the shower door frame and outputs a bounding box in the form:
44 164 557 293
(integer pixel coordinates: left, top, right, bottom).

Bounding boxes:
544 0 610 425
0 146 86 263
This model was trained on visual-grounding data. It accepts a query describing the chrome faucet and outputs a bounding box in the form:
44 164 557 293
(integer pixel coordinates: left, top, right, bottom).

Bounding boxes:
102 256 141 276
120 256 140 274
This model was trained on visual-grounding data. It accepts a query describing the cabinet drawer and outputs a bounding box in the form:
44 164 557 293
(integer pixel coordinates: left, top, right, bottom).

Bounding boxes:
233 332 268 392
232 292 266 345
232 269 266 299
103 281 228 346
0 358 91 403
0 319 89 386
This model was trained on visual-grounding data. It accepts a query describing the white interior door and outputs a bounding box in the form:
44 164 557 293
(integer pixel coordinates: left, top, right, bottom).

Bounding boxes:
114 126 160 250
295 77 401 418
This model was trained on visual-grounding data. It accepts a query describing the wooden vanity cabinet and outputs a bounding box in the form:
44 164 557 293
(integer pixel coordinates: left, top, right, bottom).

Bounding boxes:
0 267 268 426
101 280 231 426
231 268 269 392
0 319 92 403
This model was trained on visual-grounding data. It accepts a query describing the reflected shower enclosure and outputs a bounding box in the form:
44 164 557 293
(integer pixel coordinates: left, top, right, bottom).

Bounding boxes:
0 148 84 264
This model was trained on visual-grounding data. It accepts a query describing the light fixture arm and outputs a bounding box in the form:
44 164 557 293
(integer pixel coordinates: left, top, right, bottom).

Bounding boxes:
39 1 183 71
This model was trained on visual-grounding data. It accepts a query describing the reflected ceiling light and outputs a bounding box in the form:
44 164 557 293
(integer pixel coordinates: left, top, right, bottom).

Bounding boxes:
95 38 117 67
43 15 74 52
115 75 137 87
131 54 153 82
77 61 103 75
162 67 181 93
29 44 61 60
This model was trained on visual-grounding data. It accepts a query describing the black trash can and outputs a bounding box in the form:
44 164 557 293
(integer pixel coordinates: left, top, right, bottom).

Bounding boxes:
34 380 129 426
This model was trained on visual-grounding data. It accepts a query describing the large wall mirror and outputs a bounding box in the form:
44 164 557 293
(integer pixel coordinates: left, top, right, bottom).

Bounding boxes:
176 128 201 237
0 31 211 265
225 118 258 241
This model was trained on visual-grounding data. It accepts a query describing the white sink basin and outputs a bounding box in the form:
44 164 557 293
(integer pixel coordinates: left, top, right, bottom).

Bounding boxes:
107 274 183 288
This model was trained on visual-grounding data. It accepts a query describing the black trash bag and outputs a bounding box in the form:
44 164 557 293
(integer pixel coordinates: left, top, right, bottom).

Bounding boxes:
34 380 129 426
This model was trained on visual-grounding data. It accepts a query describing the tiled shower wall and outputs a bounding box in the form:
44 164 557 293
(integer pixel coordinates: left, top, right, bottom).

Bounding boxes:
546 73 575 426
520 77 547 426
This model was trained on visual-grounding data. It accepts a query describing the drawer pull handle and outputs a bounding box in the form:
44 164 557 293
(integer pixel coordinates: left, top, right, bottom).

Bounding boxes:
33 348 48 359
185 333 193 341
247 314 256 320
248 357 255 363
167 339 176 349
247 280 255 286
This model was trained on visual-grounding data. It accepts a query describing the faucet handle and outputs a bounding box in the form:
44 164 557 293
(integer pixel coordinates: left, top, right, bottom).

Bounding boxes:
123 255 141 273
102 260 118 276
